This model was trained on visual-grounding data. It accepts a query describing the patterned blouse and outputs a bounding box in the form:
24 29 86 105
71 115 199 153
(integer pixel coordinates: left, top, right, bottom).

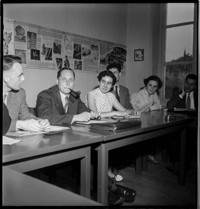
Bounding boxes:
131 88 162 112
88 88 116 113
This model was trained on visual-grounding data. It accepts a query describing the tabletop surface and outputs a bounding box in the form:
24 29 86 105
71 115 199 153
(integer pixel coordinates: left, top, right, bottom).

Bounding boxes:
3 128 103 163
71 110 193 141
3 167 102 206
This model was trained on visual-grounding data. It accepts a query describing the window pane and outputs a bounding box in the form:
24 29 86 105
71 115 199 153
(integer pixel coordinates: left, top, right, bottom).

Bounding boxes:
165 63 192 99
167 3 194 25
165 25 193 62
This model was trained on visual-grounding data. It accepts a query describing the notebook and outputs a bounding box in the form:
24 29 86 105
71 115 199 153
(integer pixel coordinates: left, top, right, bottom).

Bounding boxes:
89 120 141 132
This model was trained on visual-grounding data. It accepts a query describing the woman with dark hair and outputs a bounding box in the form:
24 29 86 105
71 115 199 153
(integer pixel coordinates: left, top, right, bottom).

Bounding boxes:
87 70 134 182
131 75 163 112
87 70 133 118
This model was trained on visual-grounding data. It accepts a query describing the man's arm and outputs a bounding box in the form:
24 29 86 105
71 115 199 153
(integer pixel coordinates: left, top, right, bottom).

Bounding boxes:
166 92 185 109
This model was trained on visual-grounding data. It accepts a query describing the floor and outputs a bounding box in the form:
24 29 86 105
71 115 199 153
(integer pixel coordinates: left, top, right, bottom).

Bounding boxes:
27 155 197 207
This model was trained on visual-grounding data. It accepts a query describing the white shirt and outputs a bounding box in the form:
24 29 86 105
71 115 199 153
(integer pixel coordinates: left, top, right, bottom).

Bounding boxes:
59 91 69 109
186 92 195 110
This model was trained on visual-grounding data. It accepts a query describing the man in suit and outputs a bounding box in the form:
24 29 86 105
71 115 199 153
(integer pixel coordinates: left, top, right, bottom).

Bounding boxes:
36 67 96 126
166 74 197 175
3 55 50 132
167 74 197 110
107 63 133 110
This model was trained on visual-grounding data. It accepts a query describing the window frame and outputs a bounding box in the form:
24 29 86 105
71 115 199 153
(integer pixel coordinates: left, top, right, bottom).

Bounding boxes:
159 3 197 103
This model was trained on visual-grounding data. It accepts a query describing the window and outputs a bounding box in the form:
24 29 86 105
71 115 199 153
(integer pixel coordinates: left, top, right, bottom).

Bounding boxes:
163 3 196 100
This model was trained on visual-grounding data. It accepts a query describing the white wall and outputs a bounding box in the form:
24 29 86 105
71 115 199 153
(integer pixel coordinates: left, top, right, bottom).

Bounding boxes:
4 3 153 107
126 3 152 96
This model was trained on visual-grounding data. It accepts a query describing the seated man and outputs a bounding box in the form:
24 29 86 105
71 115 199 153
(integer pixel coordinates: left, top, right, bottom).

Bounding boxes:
36 67 96 125
3 55 50 132
167 74 197 111
166 74 197 174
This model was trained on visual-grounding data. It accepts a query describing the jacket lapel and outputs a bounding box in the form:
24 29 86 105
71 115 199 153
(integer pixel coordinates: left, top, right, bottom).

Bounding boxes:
52 86 65 115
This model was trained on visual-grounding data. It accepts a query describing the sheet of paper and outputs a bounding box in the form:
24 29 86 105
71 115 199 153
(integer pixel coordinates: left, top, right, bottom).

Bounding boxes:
6 126 70 137
3 135 21 145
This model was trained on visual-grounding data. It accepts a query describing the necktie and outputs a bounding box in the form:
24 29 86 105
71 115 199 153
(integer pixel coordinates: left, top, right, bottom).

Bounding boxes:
186 93 190 109
115 86 120 102
64 96 69 113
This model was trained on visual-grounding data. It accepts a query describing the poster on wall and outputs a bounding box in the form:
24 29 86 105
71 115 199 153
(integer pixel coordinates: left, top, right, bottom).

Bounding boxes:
100 42 126 72
3 18 127 73
3 18 14 55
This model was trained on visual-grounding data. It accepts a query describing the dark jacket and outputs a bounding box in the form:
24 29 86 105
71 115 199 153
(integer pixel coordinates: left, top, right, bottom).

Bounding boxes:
115 85 133 110
166 90 198 110
36 85 90 126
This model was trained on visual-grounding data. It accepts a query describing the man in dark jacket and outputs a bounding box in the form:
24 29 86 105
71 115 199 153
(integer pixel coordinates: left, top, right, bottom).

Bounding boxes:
167 74 197 110
36 67 96 126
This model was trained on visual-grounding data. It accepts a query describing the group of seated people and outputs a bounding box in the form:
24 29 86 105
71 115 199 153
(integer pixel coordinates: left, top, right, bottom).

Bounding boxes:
3 55 197 205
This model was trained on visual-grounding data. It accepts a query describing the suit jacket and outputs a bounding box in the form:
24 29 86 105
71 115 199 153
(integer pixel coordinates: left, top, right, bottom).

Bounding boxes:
36 85 91 126
117 85 133 109
6 88 37 132
166 90 198 110
3 103 11 135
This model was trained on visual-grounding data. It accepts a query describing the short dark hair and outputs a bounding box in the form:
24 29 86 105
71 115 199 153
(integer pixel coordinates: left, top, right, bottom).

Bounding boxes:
106 63 122 73
57 67 75 79
97 70 117 90
185 74 197 83
144 75 162 89
3 55 22 71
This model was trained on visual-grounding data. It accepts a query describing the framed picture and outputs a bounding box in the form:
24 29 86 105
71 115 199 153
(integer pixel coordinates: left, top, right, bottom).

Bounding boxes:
134 49 144 61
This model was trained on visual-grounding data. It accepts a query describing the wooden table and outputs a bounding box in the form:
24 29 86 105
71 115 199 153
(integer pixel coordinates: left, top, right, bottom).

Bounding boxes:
3 167 103 206
72 110 193 204
3 129 103 199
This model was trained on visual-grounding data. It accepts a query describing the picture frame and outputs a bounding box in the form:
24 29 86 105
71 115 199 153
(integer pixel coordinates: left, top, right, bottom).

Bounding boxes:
134 49 144 61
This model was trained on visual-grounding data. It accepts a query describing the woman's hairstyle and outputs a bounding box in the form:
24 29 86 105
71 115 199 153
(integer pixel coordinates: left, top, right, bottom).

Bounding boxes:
143 75 163 89
57 67 75 79
97 70 117 86
3 55 22 71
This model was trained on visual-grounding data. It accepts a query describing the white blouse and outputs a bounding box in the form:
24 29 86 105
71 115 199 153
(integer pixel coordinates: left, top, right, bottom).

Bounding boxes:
88 88 116 113
131 88 162 112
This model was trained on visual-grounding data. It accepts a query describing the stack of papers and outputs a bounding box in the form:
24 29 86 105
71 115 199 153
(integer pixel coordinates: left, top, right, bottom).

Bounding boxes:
6 126 70 138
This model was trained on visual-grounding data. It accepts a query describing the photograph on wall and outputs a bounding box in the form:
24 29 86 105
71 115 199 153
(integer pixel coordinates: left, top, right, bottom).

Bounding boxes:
63 34 73 53
55 57 63 70
15 25 26 42
53 41 61 54
15 49 26 64
91 44 99 62
100 43 126 72
30 49 40 60
134 49 144 61
27 31 37 49
73 43 82 60
63 55 70 68
3 18 14 55
74 60 82 70
82 44 91 57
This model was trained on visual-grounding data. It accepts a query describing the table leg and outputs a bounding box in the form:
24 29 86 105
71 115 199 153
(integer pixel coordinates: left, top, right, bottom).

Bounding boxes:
80 147 91 198
96 144 108 204
136 156 143 174
179 128 186 186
